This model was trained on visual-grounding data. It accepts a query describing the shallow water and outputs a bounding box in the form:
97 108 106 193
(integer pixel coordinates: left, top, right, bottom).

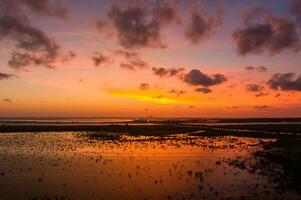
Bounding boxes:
0 132 299 200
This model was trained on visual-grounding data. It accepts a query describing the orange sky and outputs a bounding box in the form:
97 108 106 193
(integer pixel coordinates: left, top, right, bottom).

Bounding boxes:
0 0 301 117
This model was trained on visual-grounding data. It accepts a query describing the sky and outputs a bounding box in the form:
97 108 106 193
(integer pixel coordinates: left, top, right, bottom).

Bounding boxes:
0 0 301 118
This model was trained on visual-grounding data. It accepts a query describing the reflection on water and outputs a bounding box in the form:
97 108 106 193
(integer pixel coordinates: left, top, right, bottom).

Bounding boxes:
0 132 299 200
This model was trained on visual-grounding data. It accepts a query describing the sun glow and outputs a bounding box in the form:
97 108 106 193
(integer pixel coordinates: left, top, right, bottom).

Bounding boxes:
107 89 193 104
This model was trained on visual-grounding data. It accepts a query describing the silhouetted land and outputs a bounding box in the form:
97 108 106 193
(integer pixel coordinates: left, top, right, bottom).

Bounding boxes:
0 124 201 135
188 124 301 138
0 121 300 138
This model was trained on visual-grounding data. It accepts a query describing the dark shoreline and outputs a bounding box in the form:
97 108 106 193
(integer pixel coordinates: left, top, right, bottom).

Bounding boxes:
0 123 300 138
0 124 201 135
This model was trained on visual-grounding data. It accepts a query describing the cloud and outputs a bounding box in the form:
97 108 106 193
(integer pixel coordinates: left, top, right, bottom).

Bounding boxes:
0 15 62 69
2 98 12 103
168 89 185 96
246 84 264 92
139 83 149 91
267 73 301 91
108 4 165 49
92 48 149 70
254 105 270 110
120 56 148 71
97 1 180 49
0 1 73 69
113 49 148 70
92 51 111 67
120 57 148 70
0 14 74 69
60 51 76 63
22 0 68 19
113 49 139 59
152 68 225 92
233 15 301 55
152 0 180 25
185 5 221 44
0 0 69 19
245 66 267 72
184 69 227 87
255 92 269 97
246 84 268 97
152 67 185 78
289 0 301 24
195 87 212 94
0 73 17 80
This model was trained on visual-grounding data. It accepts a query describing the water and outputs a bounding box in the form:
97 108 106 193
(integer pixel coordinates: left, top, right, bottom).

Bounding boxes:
184 122 301 126
0 132 299 200
0 117 153 126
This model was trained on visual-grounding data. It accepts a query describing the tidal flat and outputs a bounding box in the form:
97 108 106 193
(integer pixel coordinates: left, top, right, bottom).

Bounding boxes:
0 131 300 200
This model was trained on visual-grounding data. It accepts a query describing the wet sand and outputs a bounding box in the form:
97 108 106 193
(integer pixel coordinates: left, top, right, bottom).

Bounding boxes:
0 131 300 200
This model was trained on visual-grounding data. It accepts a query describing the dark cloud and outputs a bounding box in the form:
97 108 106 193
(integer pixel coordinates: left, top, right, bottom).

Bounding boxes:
92 51 111 67
289 0 301 24
152 67 185 78
267 73 301 91
98 1 180 49
114 49 148 70
246 84 268 97
255 92 269 97
233 15 301 55
195 87 212 94
0 0 72 69
92 48 149 70
108 4 165 49
246 84 264 92
152 0 180 25
254 105 270 110
0 73 16 80
139 83 149 91
185 6 221 44
120 57 148 70
0 14 73 69
113 49 139 60
8 52 34 69
184 69 227 87
245 66 267 72
0 0 68 19
2 98 12 103
168 89 185 96
23 0 68 19
0 15 61 69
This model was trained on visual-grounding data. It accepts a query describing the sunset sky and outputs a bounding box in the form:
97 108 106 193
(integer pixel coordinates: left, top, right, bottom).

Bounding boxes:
0 0 301 118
